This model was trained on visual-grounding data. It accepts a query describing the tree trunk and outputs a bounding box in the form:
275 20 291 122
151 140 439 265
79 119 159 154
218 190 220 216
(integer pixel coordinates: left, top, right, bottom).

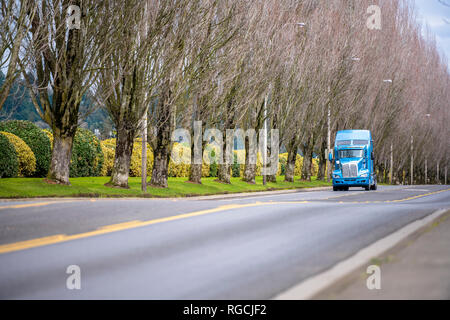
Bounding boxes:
187 119 205 184
149 112 172 188
151 145 170 188
149 81 173 188
301 146 313 182
383 163 389 183
285 145 297 182
242 135 256 184
217 136 231 184
317 139 327 181
189 163 203 184
301 134 314 182
188 138 204 184
47 132 74 185
217 163 231 184
266 143 277 183
107 126 135 188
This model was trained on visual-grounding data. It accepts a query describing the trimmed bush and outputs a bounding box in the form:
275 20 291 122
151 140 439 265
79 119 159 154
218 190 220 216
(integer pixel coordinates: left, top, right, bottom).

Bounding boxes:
0 132 18 178
70 128 104 177
0 120 51 177
0 131 36 177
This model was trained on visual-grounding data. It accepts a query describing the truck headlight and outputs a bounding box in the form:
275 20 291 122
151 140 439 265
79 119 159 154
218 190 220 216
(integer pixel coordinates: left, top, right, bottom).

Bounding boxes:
333 174 340 178
360 173 368 177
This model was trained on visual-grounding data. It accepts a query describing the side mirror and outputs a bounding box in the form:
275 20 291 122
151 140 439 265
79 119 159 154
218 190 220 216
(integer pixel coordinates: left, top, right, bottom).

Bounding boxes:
371 152 375 161
328 152 333 162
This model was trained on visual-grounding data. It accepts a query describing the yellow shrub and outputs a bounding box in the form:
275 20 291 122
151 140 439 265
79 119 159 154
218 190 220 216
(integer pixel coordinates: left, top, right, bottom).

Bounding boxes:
0 131 36 177
295 155 303 176
312 158 319 176
100 141 115 176
201 163 210 177
277 153 288 176
101 138 116 150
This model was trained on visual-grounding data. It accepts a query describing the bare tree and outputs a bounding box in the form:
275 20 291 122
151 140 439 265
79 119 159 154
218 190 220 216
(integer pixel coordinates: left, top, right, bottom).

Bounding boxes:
21 0 119 184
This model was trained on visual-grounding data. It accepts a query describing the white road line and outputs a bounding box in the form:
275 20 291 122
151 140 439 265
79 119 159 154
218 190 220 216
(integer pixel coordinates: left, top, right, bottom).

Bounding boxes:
274 208 449 300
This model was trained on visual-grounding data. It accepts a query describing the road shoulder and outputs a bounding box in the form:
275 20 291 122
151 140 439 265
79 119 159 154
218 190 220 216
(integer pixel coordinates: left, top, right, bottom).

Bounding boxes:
314 211 450 300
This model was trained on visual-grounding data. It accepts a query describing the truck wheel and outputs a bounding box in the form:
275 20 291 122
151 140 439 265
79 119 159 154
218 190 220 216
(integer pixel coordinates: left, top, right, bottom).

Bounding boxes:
364 186 370 191
371 180 378 190
333 186 339 191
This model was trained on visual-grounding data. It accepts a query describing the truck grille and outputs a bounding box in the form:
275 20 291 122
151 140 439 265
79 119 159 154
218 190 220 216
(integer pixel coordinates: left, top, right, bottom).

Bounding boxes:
342 163 358 178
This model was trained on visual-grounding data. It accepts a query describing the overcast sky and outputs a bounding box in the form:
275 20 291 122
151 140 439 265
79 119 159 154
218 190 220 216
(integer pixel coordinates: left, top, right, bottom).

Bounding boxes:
414 0 450 64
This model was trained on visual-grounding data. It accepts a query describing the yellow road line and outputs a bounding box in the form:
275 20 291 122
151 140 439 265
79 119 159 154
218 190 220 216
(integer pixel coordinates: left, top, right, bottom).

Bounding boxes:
0 201 307 254
0 201 75 210
0 234 67 253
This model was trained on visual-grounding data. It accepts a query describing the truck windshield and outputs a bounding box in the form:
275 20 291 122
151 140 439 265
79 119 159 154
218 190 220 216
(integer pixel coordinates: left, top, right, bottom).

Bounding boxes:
339 149 363 159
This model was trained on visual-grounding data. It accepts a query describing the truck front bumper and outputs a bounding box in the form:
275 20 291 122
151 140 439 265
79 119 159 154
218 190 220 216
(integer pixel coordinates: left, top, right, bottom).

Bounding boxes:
333 178 369 187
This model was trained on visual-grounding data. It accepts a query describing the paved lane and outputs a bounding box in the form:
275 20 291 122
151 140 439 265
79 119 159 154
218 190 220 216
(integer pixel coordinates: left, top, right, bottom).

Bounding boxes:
0 185 449 299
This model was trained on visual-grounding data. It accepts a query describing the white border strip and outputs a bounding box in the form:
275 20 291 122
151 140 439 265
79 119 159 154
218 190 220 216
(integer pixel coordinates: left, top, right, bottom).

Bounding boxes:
274 208 449 300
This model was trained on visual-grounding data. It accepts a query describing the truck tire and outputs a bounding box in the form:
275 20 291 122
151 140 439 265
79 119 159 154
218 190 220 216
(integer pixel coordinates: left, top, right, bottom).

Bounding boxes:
364 185 370 191
333 186 339 191
371 180 378 190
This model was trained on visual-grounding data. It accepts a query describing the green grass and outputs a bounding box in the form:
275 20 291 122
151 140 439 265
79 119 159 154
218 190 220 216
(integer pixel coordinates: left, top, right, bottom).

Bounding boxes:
0 176 331 199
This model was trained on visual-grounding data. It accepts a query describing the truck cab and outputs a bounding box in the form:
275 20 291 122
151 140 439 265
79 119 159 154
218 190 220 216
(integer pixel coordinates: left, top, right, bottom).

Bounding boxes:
329 130 377 191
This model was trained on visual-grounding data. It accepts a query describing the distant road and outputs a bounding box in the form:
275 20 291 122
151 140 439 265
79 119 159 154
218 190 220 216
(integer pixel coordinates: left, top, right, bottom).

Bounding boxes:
0 185 449 299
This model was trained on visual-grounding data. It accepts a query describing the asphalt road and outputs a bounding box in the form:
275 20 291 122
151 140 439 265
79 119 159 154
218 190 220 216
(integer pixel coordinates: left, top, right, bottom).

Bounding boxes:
0 185 449 299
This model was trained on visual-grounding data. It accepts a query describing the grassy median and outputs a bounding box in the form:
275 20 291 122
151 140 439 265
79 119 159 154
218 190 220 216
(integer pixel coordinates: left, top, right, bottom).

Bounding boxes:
0 176 331 199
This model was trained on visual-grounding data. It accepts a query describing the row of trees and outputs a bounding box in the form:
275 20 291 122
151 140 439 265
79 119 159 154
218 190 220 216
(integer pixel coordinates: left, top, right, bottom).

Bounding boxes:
0 0 449 187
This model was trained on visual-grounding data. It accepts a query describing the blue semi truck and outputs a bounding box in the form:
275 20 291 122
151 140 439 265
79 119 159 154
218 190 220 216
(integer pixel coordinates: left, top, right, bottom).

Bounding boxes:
329 130 377 191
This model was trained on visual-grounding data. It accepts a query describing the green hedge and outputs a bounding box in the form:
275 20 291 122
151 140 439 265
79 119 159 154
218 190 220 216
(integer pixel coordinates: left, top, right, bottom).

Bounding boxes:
0 133 18 178
70 128 104 177
0 120 51 177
